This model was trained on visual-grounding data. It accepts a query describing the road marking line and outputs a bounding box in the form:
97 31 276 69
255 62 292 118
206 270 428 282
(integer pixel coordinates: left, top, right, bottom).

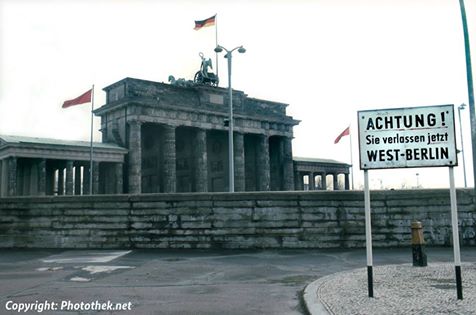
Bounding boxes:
82 265 134 274
41 250 131 263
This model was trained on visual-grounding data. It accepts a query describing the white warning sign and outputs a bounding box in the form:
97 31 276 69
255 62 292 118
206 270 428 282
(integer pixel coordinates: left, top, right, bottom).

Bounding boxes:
358 104 458 170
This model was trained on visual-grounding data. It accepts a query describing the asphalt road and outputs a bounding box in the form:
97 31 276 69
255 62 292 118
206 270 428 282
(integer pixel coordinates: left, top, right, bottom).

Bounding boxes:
0 247 475 315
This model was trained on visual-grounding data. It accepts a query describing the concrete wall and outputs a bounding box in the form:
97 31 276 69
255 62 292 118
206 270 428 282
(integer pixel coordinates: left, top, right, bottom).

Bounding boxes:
0 189 474 249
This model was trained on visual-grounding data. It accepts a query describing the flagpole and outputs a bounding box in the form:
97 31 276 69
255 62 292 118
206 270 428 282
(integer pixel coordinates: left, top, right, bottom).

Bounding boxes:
349 126 355 190
215 14 219 84
89 84 94 195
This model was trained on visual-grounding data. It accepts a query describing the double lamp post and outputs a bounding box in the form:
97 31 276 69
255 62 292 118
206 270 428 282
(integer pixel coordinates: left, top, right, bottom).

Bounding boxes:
214 44 246 193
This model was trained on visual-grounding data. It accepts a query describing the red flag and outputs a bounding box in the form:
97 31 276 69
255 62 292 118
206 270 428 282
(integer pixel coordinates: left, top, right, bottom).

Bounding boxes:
334 126 350 144
62 89 92 108
194 15 216 30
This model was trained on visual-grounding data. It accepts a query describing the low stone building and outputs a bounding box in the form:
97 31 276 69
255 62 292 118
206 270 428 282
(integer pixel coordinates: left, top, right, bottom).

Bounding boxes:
0 136 127 197
0 77 350 196
294 157 351 190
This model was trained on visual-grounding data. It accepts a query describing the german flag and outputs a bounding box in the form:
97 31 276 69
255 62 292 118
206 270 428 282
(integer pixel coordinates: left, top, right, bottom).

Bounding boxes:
194 15 216 30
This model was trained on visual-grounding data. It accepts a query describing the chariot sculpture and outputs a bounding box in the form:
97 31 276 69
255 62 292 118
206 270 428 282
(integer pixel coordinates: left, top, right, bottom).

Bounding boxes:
194 52 219 86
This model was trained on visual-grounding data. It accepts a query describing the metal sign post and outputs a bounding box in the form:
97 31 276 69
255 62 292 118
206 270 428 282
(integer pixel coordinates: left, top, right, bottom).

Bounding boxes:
364 169 373 297
357 104 462 300
449 166 463 299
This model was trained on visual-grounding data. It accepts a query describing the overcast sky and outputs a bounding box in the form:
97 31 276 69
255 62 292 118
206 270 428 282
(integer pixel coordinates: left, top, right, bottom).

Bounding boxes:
0 0 475 189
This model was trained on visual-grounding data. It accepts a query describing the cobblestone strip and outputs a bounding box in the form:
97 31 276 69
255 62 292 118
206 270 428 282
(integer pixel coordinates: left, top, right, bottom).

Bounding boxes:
305 263 476 315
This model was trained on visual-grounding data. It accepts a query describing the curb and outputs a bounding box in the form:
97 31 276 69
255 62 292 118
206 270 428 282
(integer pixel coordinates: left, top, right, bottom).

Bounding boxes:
303 275 333 315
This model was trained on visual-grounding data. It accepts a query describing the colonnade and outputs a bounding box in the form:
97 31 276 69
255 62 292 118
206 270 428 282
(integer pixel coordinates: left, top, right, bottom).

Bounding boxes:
294 171 350 191
127 121 294 194
0 157 123 197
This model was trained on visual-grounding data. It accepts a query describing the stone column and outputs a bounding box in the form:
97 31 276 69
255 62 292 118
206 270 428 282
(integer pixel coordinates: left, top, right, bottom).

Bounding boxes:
294 171 299 190
0 159 5 197
309 172 315 190
128 120 142 194
282 137 294 191
321 172 327 190
57 166 64 195
234 132 245 192
83 164 90 195
163 125 176 193
333 173 339 190
92 161 100 194
38 159 46 196
194 129 207 192
7 157 17 196
0 159 3 197
115 163 124 194
345 173 350 190
1 159 6 197
74 165 82 195
1 159 8 196
65 161 74 195
46 167 54 195
257 134 270 191
294 170 302 191
29 163 38 195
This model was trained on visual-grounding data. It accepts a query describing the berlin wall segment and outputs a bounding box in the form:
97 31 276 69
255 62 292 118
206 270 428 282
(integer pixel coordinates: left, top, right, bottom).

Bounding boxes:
0 190 475 249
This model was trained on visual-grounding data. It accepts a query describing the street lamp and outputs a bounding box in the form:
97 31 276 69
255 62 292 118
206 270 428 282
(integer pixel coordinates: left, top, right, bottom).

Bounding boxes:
214 45 246 192
458 103 468 188
458 0 476 191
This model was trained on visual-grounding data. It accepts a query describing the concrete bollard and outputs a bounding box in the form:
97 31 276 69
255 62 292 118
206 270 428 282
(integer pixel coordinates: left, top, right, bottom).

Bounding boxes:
411 221 427 267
